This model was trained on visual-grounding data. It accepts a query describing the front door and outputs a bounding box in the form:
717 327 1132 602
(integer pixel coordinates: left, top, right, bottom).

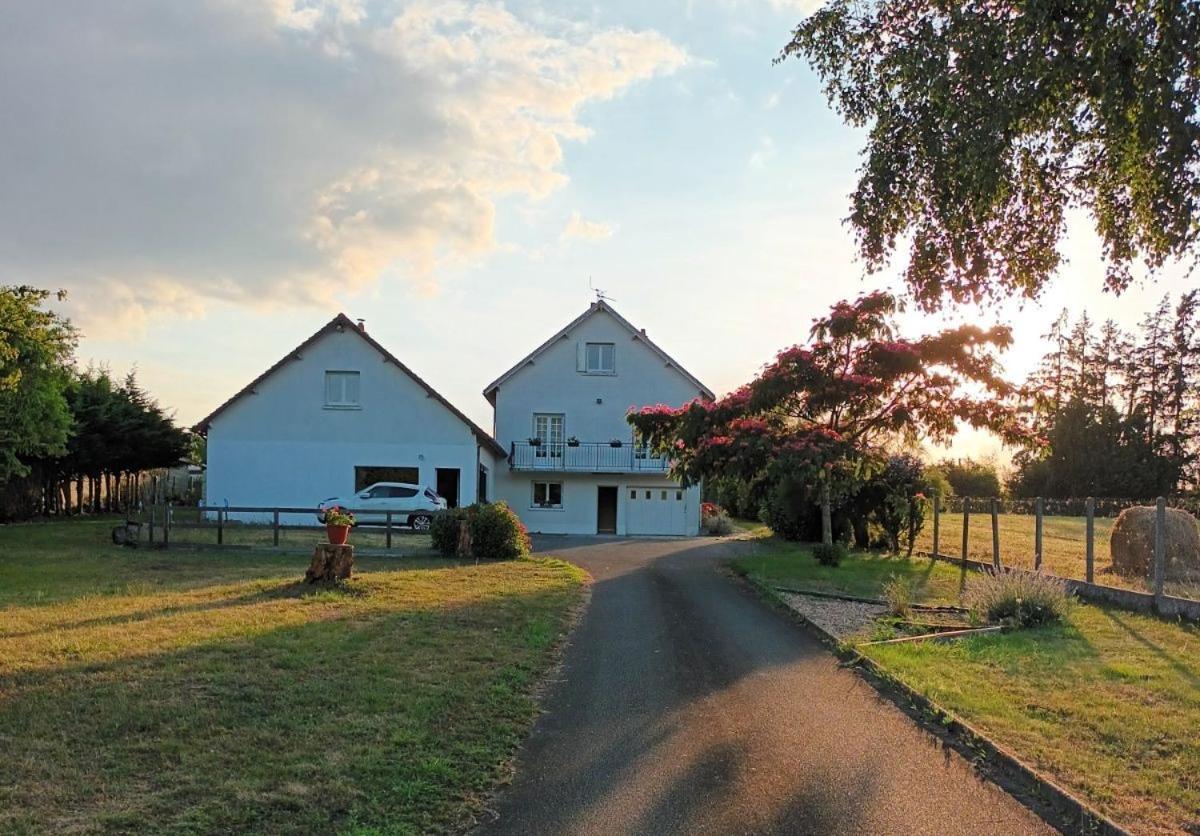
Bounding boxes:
436 468 460 508
597 486 618 534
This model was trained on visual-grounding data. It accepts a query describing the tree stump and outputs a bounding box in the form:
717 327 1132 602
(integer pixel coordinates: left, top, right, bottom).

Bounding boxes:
305 543 355 584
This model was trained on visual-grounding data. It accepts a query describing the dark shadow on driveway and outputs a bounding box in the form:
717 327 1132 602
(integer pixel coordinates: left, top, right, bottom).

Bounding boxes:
476 536 1053 835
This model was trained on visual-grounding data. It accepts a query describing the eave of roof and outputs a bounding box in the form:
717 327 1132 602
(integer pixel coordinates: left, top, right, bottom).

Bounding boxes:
193 313 506 458
482 300 715 405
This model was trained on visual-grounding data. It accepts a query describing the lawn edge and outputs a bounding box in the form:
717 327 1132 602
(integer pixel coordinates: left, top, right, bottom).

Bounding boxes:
461 558 594 834
729 563 1130 836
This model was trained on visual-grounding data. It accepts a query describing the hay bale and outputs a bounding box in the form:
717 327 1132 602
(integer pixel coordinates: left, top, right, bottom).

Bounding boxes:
1109 506 1200 581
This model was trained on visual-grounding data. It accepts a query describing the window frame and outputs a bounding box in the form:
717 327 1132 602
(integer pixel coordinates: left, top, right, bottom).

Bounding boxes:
532 413 565 458
324 370 362 409
531 480 564 509
583 342 616 375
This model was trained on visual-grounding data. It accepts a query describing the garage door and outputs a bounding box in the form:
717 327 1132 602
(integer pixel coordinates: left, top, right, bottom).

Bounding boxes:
626 486 688 535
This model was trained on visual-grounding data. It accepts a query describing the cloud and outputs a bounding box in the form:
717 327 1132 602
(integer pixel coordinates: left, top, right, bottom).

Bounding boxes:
560 211 614 242
0 1 685 332
748 136 777 168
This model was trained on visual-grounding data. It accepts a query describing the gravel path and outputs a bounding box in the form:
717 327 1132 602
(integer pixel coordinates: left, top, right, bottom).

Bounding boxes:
778 591 886 639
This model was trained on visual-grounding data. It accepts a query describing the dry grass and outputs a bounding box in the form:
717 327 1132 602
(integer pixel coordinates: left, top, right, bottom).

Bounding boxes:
0 518 586 834
913 511 1200 599
733 538 1200 835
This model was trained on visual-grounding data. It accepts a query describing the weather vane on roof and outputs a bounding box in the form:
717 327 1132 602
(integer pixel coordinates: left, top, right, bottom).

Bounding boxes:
589 276 614 303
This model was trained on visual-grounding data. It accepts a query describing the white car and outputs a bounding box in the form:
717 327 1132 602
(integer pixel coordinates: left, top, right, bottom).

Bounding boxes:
319 482 448 530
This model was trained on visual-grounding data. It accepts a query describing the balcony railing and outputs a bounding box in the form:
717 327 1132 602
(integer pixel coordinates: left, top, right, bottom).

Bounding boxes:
508 441 671 473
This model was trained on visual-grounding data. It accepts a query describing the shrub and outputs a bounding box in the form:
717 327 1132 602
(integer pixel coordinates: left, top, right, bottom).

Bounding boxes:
881 575 911 618
469 502 531 560
966 568 1072 628
812 542 845 566
702 510 734 536
430 508 468 557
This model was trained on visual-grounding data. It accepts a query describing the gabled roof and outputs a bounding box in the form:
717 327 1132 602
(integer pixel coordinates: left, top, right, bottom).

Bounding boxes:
483 300 714 404
194 313 506 458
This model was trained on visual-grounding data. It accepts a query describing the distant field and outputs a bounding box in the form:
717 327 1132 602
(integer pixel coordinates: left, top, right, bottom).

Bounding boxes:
912 511 1200 599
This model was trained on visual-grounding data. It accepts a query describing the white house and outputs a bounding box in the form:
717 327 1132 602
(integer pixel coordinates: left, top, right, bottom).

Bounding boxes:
196 301 712 536
485 301 713 536
194 315 505 519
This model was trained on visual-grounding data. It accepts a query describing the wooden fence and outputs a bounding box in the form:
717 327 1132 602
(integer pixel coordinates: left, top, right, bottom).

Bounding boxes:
146 505 428 552
928 494 1200 622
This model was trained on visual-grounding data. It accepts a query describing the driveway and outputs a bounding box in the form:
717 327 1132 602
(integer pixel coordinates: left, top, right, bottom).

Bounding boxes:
477 536 1053 835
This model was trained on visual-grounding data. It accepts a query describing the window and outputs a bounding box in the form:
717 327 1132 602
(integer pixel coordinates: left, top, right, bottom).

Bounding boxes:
630 489 637 500
676 491 683 501
584 342 615 374
532 481 563 509
644 490 651 499
533 413 565 458
325 371 361 408
355 466 418 491
661 490 668 500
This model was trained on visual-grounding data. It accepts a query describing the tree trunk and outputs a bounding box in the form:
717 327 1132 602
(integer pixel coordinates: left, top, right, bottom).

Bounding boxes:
305 543 355 584
820 481 833 546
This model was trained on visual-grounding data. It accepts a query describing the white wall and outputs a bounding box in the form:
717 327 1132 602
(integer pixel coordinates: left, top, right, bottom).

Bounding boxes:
495 472 701 535
205 325 484 520
491 309 707 446
490 308 707 535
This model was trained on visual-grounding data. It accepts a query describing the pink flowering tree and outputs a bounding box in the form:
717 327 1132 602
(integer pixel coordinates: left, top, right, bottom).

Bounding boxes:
630 292 1024 544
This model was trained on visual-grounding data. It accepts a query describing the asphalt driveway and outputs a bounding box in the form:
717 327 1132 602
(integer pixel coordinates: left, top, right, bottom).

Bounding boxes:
477 536 1053 835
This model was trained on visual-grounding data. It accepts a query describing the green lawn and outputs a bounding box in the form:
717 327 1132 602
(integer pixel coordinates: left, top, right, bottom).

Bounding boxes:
0 518 587 835
732 537 1200 835
913 511 1200 599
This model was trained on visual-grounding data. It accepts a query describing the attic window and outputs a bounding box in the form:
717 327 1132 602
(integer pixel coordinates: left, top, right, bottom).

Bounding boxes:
581 342 615 374
324 371 361 408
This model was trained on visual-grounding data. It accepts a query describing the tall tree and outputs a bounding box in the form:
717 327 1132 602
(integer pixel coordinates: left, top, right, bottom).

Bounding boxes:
629 292 1021 542
0 286 75 481
783 0 1200 308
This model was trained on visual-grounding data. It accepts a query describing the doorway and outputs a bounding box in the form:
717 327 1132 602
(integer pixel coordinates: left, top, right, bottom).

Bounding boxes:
436 468 461 508
597 486 618 534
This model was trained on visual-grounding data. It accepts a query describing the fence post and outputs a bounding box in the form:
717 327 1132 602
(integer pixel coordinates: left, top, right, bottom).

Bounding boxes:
217 508 224 546
1034 497 1044 570
163 505 170 549
932 493 940 558
1085 496 1095 584
961 497 971 566
148 504 156 545
272 510 280 547
991 498 1001 569
386 511 393 549
1154 496 1166 602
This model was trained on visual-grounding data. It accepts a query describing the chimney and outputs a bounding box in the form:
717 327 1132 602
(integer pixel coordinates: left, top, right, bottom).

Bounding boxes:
356 318 366 332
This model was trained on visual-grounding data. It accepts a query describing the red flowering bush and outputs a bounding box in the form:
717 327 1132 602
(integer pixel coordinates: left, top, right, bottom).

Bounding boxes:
629 292 1022 542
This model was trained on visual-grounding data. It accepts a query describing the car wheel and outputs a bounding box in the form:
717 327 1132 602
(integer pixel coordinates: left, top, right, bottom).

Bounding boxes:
410 514 432 531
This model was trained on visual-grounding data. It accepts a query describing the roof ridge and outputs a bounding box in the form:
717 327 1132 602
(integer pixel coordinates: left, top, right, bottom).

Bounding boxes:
193 313 506 458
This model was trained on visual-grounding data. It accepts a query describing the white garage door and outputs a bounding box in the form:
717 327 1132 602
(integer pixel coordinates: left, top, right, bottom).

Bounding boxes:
626 486 688 535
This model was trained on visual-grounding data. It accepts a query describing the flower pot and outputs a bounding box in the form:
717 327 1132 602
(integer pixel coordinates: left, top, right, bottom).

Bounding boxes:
609 441 623 448
566 440 580 447
326 524 350 546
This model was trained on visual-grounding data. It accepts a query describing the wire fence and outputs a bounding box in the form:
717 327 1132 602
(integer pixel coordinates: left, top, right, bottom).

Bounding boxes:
914 495 1200 604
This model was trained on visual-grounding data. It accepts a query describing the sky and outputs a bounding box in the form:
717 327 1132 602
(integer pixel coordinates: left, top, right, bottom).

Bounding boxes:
2 0 1195 465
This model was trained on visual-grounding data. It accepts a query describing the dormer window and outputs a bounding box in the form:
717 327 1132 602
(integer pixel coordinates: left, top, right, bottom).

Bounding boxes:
582 342 615 375
324 370 361 408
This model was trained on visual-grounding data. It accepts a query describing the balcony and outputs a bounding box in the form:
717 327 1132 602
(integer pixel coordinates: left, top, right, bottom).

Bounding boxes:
508 441 671 473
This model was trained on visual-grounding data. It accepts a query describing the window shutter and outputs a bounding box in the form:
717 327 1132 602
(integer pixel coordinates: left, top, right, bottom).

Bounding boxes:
325 372 339 404
576 341 586 372
344 372 360 404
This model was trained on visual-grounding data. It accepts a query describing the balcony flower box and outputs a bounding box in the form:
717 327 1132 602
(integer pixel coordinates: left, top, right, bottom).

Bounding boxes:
566 437 581 447
528 437 542 447
609 440 624 448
